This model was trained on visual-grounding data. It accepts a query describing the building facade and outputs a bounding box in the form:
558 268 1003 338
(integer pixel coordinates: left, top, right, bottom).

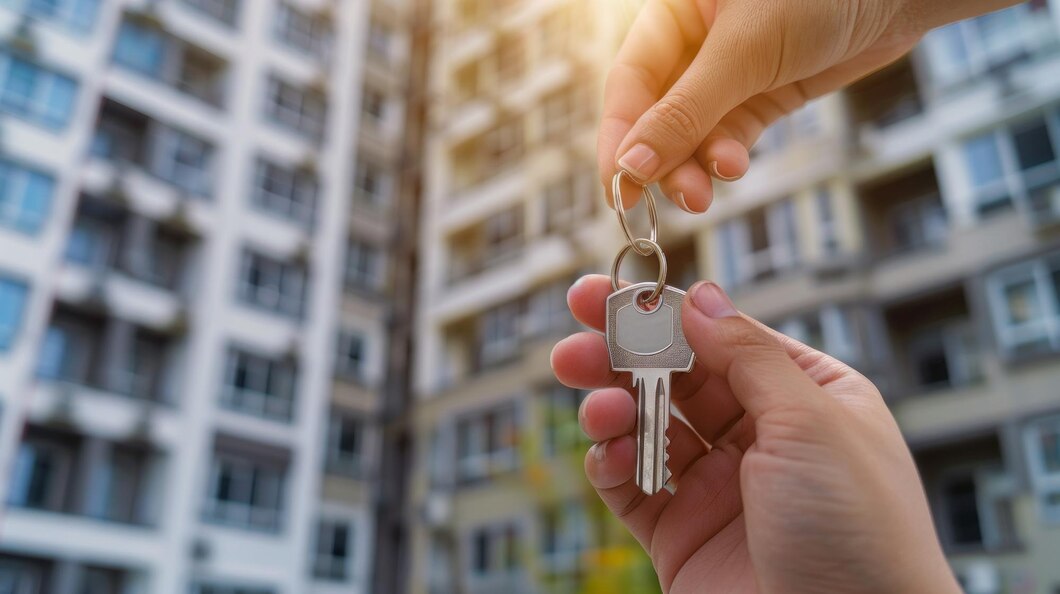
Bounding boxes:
0 0 410 592
411 1 1060 594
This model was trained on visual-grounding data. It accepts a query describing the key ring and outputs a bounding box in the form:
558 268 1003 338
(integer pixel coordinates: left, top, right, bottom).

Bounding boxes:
613 170 659 257
610 237 668 304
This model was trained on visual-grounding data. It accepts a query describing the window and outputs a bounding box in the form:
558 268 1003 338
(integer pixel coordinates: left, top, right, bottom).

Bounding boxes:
203 445 287 532
542 85 590 142
815 187 841 257
313 519 352 581
936 466 1017 550
468 523 521 577
922 3 1044 88
776 305 860 363
275 2 332 60
0 52 77 129
544 386 584 457
334 331 367 382
367 21 391 61
1025 415 1060 523
543 171 595 235
525 280 572 338
180 0 240 26
495 35 524 84
238 249 307 318
0 555 49 594
265 75 327 141
484 118 523 170
221 347 297 422
483 207 523 266
192 583 275 594
353 159 392 208
715 199 800 288
252 158 318 227
456 404 518 484
541 502 590 571
152 126 215 196
344 240 382 291
11 0 99 32
479 302 521 366
962 111 1060 218
112 20 165 76
36 314 99 383
325 412 364 477
906 323 981 390
986 254 1060 356
7 437 72 510
0 279 27 351
362 88 386 124
888 194 948 252
0 160 54 235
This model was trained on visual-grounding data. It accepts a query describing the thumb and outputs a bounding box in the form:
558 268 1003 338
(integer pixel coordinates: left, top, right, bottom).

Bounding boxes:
615 12 767 184
682 282 825 419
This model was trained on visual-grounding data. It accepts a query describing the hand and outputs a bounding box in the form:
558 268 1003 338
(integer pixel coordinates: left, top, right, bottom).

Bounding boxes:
551 275 960 594
600 0 1018 213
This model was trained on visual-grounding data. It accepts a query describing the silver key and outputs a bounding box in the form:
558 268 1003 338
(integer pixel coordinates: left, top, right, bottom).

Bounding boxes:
606 282 695 495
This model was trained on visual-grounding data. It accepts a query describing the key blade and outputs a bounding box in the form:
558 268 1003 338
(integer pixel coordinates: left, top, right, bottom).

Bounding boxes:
635 369 671 495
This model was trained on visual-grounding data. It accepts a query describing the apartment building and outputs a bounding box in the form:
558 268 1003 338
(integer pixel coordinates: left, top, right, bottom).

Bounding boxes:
411 1 1060 594
408 1 654 593
0 0 406 592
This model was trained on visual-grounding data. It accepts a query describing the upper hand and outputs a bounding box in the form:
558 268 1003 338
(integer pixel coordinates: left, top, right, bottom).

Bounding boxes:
599 0 929 213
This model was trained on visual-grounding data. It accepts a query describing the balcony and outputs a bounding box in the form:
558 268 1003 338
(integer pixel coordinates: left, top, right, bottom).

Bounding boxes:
446 207 524 285
65 194 197 293
0 552 144 594
37 305 182 405
90 98 216 198
7 424 162 527
913 434 1019 556
858 164 948 260
883 285 983 398
112 12 228 108
847 56 923 141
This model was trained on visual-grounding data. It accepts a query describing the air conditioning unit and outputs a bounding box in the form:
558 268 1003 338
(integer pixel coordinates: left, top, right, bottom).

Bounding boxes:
955 560 1000 594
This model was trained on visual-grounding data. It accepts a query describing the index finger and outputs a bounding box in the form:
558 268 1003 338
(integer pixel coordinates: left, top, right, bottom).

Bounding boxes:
598 0 711 208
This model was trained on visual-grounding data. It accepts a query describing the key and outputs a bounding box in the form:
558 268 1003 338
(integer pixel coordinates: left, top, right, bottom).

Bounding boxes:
606 282 696 495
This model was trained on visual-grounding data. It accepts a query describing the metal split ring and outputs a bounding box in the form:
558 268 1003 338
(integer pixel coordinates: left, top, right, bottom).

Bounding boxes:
610 238 668 304
612 170 659 257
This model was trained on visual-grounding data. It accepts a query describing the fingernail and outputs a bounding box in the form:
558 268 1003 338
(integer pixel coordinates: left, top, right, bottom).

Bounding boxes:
578 391 594 425
618 144 660 181
691 282 739 318
673 191 705 214
709 161 741 182
592 440 608 462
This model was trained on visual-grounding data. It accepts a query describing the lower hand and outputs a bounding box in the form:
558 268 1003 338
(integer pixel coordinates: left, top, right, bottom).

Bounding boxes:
551 275 960 593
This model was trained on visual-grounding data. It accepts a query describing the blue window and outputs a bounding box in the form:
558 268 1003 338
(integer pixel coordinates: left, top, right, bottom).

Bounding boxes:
113 20 166 76
5 0 100 33
0 160 55 235
0 53 78 129
0 277 28 351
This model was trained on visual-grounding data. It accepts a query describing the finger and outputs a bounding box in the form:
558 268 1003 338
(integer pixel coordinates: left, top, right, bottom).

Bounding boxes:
657 158 714 213
551 332 621 390
599 0 712 196
584 435 670 550
579 388 636 442
696 137 750 182
683 282 827 418
565 275 745 443
584 416 709 551
614 6 766 184
580 388 711 478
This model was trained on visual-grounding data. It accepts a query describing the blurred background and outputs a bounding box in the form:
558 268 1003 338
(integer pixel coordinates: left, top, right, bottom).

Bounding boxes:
0 0 1057 593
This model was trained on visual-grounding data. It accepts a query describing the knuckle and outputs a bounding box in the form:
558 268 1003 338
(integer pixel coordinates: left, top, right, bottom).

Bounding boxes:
646 94 704 146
